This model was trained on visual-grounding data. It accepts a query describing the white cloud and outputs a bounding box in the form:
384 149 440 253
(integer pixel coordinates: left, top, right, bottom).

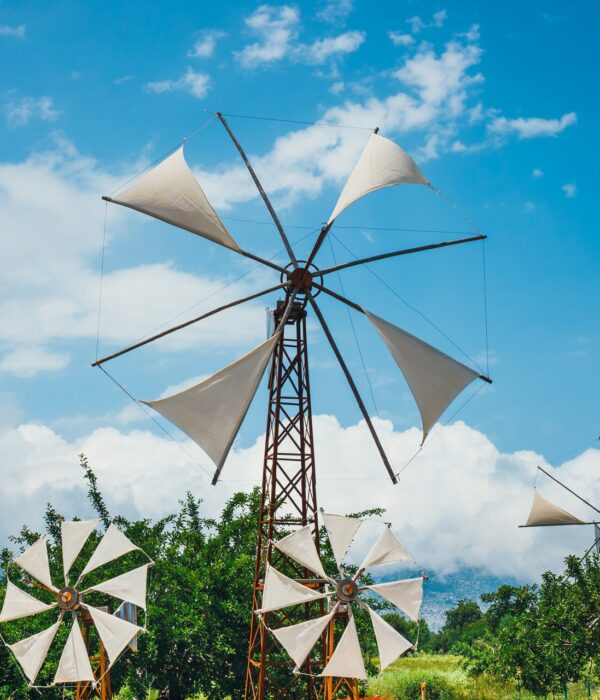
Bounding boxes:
407 9 447 34
4 95 61 126
302 30 365 63
1 416 598 582
0 24 26 38
145 67 211 99
114 75 134 86
188 29 226 58
389 32 414 47
562 182 577 198
488 112 577 139
317 0 354 24
532 168 544 178
330 81 345 95
0 347 70 377
433 10 448 27
235 5 300 68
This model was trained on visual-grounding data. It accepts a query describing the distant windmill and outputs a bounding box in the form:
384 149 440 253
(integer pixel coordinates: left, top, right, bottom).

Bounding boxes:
94 112 491 698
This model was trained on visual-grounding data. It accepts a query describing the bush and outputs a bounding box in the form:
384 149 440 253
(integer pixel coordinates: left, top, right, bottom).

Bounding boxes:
368 668 459 700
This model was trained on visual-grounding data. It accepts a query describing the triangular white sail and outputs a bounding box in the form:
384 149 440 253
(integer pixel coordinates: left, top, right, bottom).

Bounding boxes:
322 513 363 569
320 616 367 680
144 334 279 478
257 563 327 613
367 605 413 670
108 146 240 251
84 564 149 610
328 132 429 224
14 536 57 592
359 525 413 570
8 621 60 684
61 519 100 579
366 577 424 622
0 579 56 623
521 490 589 527
80 524 139 579
273 525 329 581
54 621 95 684
86 605 144 667
272 611 334 670
365 310 479 442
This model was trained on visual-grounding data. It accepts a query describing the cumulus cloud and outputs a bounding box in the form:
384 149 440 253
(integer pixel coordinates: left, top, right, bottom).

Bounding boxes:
488 112 577 139
317 0 355 24
0 347 70 377
389 32 414 47
562 182 577 198
301 31 365 63
0 24 26 38
188 29 226 58
1 415 597 581
532 168 543 178
4 95 61 126
145 67 211 98
407 9 447 35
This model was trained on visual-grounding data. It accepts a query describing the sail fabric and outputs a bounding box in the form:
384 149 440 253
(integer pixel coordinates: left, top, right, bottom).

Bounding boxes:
0 579 56 623
61 519 100 579
14 536 57 592
109 147 240 251
365 310 479 442
321 513 363 569
54 622 95 684
84 564 150 610
522 490 589 527
272 611 334 669
257 563 327 613
359 526 413 570
8 621 60 684
367 605 413 670
80 524 139 579
273 525 329 581
144 334 279 474
327 132 429 224
320 617 367 680
86 605 143 666
366 577 424 622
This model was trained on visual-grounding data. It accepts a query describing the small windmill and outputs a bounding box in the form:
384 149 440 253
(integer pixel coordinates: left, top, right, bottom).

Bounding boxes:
94 112 492 698
520 465 600 558
259 513 423 698
0 520 152 698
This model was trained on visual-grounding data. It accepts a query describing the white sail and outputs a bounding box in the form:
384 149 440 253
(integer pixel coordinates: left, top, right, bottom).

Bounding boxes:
272 611 334 669
522 490 589 527
86 605 143 667
328 132 429 224
61 519 100 579
322 513 363 569
80 524 139 578
84 564 149 610
273 525 329 581
257 563 327 613
367 605 413 670
145 334 279 477
109 147 240 250
0 579 56 623
365 310 479 441
366 577 424 622
54 622 95 684
14 536 57 592
320 617 367 680
8 621 60 684
359 525 412 570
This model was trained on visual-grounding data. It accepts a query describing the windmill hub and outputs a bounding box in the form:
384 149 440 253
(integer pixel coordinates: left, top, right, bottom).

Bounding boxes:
57 586 81 611
289 266 314 292
335 578 359 603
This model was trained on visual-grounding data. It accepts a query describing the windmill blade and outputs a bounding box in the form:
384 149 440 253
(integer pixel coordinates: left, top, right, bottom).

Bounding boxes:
271 610 335 670
53 621 95 684
143 333 280 484
365 577 424 622
365 604 413 670
85 605 144 667
327 132 429 225
320 616 367 680
520 490 590 527
365 310 482 443
61 519 100 580
0 579 56 623
358 525 413 571
273 525 330 581
321 512 364 570
79 524 139 580
105 146 240 251
14 536 57 592
257 563 328 613
8 620 61 684
83 564 150 610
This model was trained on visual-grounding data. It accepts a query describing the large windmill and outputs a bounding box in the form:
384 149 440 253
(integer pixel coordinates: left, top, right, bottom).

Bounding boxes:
94 113 492 698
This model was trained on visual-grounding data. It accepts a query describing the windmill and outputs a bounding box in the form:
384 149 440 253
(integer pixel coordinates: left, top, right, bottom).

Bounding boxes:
259 512 424 699
520 465 600 558
0 520 152 698
93 112 492 698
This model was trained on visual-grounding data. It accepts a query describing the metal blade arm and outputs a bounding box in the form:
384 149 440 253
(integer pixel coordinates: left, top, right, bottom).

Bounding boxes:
537 466 600 516
306 292 398 484
92 283 287 367
317 234 486 277
304 222 333 270
216 112 298 268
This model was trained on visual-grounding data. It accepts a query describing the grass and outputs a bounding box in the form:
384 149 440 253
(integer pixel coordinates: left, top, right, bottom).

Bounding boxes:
367 654 600 700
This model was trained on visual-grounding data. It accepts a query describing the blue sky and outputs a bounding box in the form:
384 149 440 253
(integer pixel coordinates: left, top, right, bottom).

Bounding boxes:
0 0 598 579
